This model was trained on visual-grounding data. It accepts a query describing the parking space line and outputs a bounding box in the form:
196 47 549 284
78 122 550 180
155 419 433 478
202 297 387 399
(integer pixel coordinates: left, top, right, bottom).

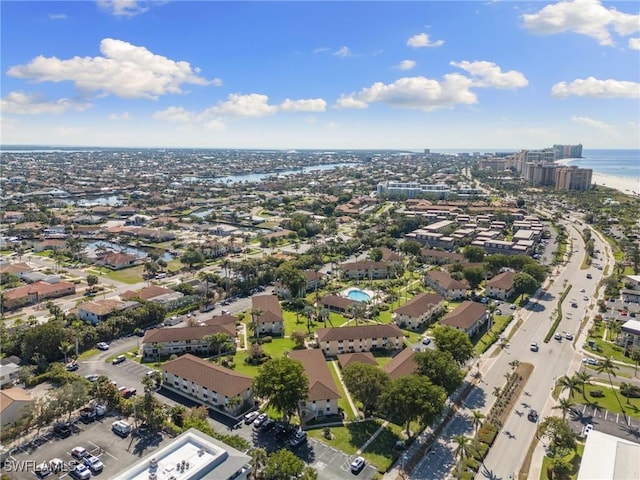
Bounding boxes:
616 413 619 423
104 450 118 461
604 411 608 421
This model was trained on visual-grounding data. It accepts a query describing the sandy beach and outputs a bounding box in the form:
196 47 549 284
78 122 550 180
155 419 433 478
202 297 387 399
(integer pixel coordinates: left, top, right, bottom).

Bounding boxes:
592 172 640 197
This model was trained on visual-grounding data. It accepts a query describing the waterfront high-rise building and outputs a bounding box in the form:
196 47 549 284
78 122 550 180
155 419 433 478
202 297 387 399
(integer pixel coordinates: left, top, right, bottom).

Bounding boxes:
553 144 583 159
555 166 592 191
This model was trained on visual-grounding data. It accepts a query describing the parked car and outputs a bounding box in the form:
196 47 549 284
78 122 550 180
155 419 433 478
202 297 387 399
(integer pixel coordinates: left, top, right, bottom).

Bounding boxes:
259 418 276 432
79 407 97 423
85 374 99 382
83 455 104 473
70 446 88 459
288 430 307 447
253 413 268 429
509 304 517 310
112 355 126 365
583 423 594 436
586 273 592 279
421 337 431 346
565 332 574 340
53 423 72 438
96 342 109 350
351 456 366 474
554 332 562 341
244 411 259 424
70 464 91 480
35 461 51 477
112 420 132 437
65 362 79 371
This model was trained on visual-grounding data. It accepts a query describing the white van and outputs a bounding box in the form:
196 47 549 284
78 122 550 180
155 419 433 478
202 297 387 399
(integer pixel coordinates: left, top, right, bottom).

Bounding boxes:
112 420 131 437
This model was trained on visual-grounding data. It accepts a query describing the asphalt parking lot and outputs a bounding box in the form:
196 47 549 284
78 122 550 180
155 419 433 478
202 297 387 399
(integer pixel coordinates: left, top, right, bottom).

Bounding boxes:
1 414 168 480
568 404 640 445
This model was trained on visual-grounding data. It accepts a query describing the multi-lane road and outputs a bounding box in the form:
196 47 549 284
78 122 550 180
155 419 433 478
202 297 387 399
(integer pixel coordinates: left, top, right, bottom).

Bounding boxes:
411 216 616 480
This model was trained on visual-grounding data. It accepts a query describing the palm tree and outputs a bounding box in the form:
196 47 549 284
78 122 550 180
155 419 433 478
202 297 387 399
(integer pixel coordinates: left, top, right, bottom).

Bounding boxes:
249 447 267 479
553 398 576 420
557 375 581 399
574 371 592 399
250 308 264 340
452 434 471 480
597 356 626 420
492 386 502 399
59 341 73 364
471 410 485 448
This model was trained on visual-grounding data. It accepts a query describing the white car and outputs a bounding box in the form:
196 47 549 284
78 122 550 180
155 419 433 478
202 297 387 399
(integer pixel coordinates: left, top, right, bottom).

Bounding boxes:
70 446 88 459
351 456 366 473
96 342 109 350
85 374 99 382
70 463 91 480
509 304 517 310
83 455 104 473
583 424 594 436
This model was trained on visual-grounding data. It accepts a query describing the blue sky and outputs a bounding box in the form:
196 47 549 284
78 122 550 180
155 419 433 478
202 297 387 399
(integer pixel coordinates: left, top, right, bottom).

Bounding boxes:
1 0 639 150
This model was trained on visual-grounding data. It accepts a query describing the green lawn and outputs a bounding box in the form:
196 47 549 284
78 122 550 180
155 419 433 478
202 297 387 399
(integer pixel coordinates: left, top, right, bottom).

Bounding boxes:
573 385 640 419
101 265 145 284
474 315 513 354
328 360 357 420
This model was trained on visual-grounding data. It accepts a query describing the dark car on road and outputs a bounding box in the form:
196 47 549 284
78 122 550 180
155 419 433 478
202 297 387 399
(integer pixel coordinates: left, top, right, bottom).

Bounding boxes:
528 410 539 422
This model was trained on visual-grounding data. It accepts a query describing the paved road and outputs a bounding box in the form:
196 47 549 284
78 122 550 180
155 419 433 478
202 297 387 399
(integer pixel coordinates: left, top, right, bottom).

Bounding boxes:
410 216 614 480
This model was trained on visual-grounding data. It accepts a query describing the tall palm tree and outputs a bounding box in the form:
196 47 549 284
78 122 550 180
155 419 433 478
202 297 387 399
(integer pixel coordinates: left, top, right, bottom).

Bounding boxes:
574 371 592 399
452 434 472 480
249 447 267 479
557 375 581 399
471 410 485 448
553 398 576 420
597 356 625 420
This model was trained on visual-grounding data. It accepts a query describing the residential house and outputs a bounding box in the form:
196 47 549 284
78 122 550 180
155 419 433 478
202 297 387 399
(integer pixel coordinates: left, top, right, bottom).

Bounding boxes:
274 270 325 298
424 270 468 300
0 262 32 284
336 352 377 370
622 275 640 303
121 285 184 304
78 299 139 325
339 261 392 280
440 301 489 337
315 324 405 356
33 239 67 252
0 356 22 387
251 295 284 336
0 387 33 427
383 348 418 380
288 349 341 421
141 324 236 359
3 281 76 311
201 314 238 328
486 271 516 300
393 292 445 330
162 354 253 416
96 252 139 270
380 247 402 263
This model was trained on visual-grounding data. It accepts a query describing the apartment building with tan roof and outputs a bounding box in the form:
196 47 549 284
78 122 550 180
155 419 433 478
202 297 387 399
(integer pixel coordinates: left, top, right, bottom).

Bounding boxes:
383 348 418 379
289 349 341 421
424 270 468 300
162 354 253 416
78 298 139 325
393 292 445 330
251 295 284 336
141 324 236 359
336 352 377 370
486 271 516 300
314 323 404 356
0 387 32 426
2 280 76 310
440 301 488 337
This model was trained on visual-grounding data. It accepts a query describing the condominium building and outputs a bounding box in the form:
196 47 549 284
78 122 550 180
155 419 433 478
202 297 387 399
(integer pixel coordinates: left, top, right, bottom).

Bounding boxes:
555 166 592 191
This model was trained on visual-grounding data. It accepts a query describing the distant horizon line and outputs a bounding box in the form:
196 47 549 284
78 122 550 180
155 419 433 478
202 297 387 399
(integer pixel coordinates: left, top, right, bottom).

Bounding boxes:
2 144 638 153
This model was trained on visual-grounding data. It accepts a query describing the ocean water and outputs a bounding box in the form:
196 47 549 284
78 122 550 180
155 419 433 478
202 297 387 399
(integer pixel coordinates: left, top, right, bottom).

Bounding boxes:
562 149 640 180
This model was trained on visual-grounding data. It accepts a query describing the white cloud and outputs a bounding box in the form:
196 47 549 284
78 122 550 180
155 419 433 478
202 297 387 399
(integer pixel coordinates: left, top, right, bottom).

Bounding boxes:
97 0 148 18
207 93 278 118
522 0 640 47
0 91 92 115
406 33 445 48
396 60 417 71
313 47 330 54
552 77 640 98
152 106 199 123
629 38 640 50
7 38 217 100
334 94 369 110
280 98 327 112
450 60 528 88
571 115 614 131
48 13 67 20
337 74 477 111
108 112 130 120
333 46 352 57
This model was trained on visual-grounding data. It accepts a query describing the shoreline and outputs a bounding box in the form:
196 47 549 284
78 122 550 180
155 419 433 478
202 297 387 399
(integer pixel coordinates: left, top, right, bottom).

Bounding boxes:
591 172 640 198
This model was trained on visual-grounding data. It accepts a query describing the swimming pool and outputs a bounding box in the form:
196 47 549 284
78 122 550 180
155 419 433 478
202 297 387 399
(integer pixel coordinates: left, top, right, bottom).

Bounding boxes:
347 289 371 302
